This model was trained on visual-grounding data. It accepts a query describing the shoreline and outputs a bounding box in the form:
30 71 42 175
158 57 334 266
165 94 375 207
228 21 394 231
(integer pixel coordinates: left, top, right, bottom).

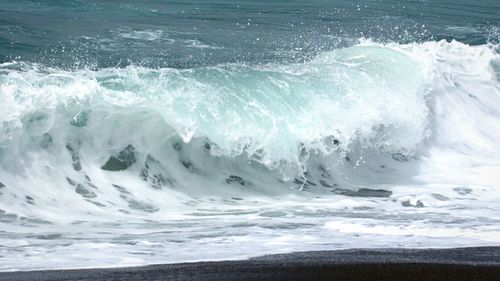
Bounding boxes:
1 246 499 281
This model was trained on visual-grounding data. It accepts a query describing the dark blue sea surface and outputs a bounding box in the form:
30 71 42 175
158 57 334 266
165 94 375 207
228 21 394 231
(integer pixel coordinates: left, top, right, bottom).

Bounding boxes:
0 0 498 68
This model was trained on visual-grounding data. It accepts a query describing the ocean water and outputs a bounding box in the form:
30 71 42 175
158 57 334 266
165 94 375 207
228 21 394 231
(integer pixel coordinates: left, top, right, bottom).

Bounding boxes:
0 0 499 271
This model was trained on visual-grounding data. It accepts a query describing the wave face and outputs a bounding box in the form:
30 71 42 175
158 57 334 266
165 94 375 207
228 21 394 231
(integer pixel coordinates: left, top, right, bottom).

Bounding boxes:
0 45 428 177
1 40 500 271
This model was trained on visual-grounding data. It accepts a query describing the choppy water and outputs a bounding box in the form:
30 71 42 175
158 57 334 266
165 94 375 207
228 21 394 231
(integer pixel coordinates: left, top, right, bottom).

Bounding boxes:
0 0 499 271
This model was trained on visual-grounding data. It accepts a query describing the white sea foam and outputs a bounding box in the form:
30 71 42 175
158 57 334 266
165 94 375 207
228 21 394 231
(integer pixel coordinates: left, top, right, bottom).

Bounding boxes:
119 30 164 41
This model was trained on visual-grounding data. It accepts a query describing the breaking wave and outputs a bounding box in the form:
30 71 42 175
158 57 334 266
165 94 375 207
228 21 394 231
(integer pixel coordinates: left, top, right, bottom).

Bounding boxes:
0 40 500 271
1 40 499 213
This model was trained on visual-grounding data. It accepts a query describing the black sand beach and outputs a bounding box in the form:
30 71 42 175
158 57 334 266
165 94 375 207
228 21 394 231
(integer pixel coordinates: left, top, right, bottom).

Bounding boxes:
1 247 499 281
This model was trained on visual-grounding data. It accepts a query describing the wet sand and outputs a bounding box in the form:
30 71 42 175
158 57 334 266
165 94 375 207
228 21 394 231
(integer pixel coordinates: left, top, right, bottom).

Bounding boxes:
1 247 499 281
